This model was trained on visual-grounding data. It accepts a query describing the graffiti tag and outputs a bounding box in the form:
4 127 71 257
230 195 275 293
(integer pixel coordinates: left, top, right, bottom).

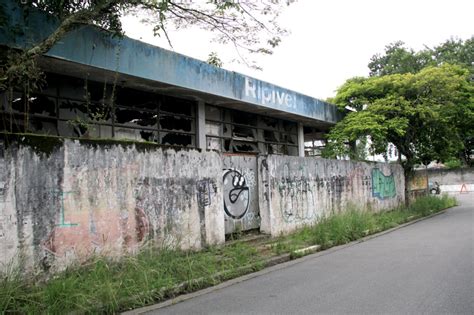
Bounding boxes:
223 169 250 219
278 177 316 223
196 179 212 208
371 168 396 199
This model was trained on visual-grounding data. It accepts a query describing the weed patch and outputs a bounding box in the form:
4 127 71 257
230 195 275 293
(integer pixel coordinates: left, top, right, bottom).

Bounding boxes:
0 195 456 313
272 195 456 252
0 243 265 313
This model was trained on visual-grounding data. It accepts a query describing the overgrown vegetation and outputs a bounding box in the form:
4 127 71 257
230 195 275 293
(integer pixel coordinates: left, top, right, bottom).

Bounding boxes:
0 195 456 313
0 243 265 313
272 195 457 253
444 158 463 169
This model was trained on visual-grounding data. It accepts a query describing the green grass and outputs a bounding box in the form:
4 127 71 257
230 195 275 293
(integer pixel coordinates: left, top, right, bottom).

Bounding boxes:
0 195 456 313
0 243 265 313
272 194 457 253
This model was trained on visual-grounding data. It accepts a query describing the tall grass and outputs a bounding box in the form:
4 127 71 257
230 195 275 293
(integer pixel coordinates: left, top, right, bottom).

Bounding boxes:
0 243 264 313
0 195 456 313
274 194 457 252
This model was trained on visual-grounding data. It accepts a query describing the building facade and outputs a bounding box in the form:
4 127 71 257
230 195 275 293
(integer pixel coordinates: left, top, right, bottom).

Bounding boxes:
0 0 343 157
0 2 406 273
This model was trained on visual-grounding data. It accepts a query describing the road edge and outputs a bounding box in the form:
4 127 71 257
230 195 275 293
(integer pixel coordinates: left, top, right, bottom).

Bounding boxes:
122 208 449 314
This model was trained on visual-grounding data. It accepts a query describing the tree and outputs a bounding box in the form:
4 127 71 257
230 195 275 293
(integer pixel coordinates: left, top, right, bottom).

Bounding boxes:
368 37 474 77
206 52 223 68
368 41 432 77
324 64 472 205
0 0 296 91
364 37 474 165
431 37 474 71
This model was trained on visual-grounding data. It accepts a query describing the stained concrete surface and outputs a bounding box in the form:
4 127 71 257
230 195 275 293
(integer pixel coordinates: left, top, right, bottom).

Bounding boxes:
150 193 473 315
259 156 405 236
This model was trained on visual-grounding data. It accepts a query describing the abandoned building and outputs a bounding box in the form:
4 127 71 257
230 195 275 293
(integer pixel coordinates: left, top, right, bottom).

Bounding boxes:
0 2 343 157
0 2 407 273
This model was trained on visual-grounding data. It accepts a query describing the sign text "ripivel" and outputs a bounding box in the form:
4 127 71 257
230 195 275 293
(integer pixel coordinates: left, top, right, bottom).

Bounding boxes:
245 77 295 109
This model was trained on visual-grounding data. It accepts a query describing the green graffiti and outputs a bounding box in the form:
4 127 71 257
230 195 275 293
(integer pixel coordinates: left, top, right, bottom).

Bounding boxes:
56 190 79 228
371 168 396 200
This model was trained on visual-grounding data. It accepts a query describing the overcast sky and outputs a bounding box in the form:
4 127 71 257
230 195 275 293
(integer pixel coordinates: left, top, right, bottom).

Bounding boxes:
122 0 473 101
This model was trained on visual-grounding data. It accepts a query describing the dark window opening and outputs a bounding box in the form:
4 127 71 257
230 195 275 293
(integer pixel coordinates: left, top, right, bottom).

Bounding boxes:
59 99 87 113
161 96 194 116
162 133 193 146
5 93 56 118
281 134 296 144
261 117 278 129
204 105 298 155
233 126 255 140
282 121 297 133
140 131 158 142
0 73 197 148
160 115 192 132
29 95 56 117
224 139 231 151
205 105 221 120
116 109 156 127
232 141 258 153
264 130 279 142
115 88 157 110
233 111 257 126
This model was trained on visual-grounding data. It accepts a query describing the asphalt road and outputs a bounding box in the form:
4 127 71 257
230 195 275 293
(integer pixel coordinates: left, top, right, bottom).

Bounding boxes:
150 194 474 315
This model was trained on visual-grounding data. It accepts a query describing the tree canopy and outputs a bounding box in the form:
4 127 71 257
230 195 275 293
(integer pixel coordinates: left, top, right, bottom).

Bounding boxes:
368 38 474 77
325 38 473 178
326 63 472 168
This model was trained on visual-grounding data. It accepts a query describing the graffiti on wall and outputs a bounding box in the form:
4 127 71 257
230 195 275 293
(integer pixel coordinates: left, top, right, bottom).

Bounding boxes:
409 173 428 191
41 171 218 262
42 167 152 260
277 164 316 223
56 190 79 227
196 179 212 208
134 176 189 235
42 202 149 259
371 168 396 199
196 178 217 247
223 169 250 219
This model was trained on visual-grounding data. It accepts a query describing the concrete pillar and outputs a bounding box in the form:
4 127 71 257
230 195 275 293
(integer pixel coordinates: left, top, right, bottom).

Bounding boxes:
196 101 206 150
298 123 305 157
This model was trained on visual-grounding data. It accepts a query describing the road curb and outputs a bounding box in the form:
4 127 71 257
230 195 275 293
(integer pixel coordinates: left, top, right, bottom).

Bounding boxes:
123 208 449 314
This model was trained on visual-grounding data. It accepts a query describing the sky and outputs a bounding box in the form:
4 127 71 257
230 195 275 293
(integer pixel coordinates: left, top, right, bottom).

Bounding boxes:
122 0 473 101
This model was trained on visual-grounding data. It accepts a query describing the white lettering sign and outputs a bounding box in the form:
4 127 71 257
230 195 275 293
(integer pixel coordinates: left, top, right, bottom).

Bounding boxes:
244 77 296 109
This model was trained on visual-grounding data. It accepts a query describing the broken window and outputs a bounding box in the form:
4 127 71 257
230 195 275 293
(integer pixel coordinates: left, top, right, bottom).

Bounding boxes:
157 96 196 147
232 126 255 140
161 132 194 146
232 141 259 153
263 130 279 143
204 105 298 155
303 127 327 157
1 89 59 135
1 73 197 147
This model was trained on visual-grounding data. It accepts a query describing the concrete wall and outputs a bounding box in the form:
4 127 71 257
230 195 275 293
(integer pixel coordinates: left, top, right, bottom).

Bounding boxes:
0 136 406 273
258 156 405 236
425 168 474 193
0 139 223 272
